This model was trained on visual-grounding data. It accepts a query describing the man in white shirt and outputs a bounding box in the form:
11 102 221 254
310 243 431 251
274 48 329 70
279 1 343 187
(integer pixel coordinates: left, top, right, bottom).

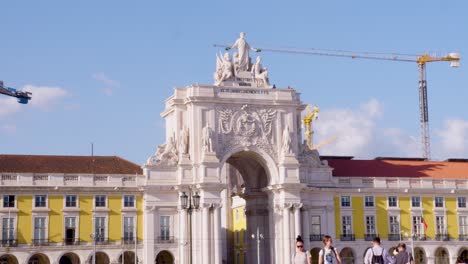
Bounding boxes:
364 237 394 264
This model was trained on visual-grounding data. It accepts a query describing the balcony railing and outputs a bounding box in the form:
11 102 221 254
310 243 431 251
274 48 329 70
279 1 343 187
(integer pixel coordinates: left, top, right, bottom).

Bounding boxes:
122 237 137 245
364 234 378 241
94 238 109 245
32 239 49 246
412 234 427 241
309 234 323 241
459 234 468 241
63 238 80 245
340 234 355 241
1 239 17 247
388 234 401 241
435 234 450 241
156 236 175 244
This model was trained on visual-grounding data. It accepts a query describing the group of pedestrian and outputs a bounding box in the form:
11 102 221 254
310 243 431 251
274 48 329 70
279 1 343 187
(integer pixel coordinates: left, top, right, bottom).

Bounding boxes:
292 235 341 264
292 235 414 264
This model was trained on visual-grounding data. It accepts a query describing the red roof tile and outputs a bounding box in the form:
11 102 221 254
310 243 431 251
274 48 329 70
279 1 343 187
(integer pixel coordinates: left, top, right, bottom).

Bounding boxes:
0 155 142 174
323 158 468 179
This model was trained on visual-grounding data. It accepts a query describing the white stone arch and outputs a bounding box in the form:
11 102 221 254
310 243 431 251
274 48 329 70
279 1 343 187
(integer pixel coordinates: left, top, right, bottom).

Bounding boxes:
84 251 110 264
24 252 51 264
218 145 279 186
0 254 19 264
55 251 80 264
413 247 427 264
434 247 450 264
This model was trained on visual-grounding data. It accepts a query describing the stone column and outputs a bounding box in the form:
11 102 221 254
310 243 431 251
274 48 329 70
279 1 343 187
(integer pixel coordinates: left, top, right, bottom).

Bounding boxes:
294 203 303 239
202 205 211 264
283 204 292 264
179 207 188 264
213 204 222 264
302 208 310 250
143 206 155 264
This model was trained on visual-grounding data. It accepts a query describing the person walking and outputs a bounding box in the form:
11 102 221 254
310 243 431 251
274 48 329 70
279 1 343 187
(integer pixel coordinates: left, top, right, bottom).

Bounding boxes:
364 237 394 264
292 236 312 264
394 243 414 264
318 235 341 264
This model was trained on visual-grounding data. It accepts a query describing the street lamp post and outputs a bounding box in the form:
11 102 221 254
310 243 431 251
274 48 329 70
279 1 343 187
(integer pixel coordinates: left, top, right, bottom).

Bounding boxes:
251 226 264 264
180 191 200 264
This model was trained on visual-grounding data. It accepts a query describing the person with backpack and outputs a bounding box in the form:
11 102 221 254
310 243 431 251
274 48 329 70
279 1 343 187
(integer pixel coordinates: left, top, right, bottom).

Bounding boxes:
364 237 394 264
292 236 312 264
318 235 341 264
394 243 414 264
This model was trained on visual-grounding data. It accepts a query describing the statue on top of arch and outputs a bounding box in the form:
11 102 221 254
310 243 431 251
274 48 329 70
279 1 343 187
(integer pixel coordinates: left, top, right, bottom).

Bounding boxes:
214 32 270 88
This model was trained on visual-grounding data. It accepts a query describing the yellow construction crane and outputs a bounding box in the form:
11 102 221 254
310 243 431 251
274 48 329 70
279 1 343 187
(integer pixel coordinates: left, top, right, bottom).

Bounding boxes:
302 104 319 149
214 44 461 159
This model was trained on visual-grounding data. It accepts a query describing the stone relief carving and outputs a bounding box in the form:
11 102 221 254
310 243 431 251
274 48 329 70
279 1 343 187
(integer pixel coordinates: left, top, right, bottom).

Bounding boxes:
178 127 189 155
202 124 215 153
145 135 179 167
281 125 292 154
217 104 277 158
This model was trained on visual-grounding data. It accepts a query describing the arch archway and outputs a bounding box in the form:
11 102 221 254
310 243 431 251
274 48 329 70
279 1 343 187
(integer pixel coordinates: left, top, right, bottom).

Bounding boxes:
119 251 138 264
414 247 426 264
88 252 110 264
435 247 449 264
340 247 355 264
224 150 273 263
59 253 80 264
0 254 19 264
155 250 174 264
310 248 321 264
458 248 468 263
28 253 50 264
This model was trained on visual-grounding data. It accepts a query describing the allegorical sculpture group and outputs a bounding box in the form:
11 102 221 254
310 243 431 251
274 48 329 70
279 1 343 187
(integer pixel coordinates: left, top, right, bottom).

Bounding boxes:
214 32 270 88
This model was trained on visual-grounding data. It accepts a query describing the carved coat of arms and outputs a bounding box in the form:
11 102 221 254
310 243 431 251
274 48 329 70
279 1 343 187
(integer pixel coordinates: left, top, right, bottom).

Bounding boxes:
217 105 277 157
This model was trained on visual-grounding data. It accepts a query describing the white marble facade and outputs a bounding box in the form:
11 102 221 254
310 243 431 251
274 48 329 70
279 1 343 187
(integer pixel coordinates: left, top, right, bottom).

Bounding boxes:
142 34 335 264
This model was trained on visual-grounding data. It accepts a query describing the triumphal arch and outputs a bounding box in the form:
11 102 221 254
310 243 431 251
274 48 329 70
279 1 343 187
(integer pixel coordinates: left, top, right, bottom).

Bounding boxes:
142 33 336 264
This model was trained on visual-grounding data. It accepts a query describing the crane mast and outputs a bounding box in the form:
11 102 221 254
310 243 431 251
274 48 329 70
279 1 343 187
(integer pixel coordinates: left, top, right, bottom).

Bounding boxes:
214 44 460 160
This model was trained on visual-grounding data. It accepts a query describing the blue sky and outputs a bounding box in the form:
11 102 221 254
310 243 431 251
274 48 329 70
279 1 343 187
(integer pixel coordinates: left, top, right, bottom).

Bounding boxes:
1 0 467 164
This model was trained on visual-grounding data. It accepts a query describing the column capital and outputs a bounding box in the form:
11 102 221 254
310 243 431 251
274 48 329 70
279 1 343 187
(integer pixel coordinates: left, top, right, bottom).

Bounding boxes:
276 202 293 211
145 205 157 212
211 203 222 209
293 203 303 210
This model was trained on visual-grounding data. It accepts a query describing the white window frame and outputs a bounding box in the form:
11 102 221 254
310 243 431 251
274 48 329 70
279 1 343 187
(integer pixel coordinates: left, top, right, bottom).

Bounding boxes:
459 215 468 235
2 195 16 208
341 196 351 208
458 197 467 209
63 216 78 243
32 216 49 242
341 215 353 236
123 195 136 208
364 196 375 208
64 195 78 208
435 215 447 235
33 195 48 208
388 215 400 235
434 196 445 208
388 196 398 208
411 196 421 208
159 215 172 241
310 215 321 236
93 215 108 242
122 215 135 242
94 195 107 208
412 215 425 236
365 215 377 235
1 216 17 242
